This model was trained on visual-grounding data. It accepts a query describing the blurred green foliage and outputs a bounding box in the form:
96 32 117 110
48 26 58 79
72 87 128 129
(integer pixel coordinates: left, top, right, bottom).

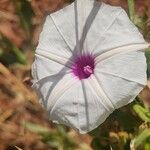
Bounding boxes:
0 0 34 65
24 122 77 150
13 0 34 39
0 33 27 65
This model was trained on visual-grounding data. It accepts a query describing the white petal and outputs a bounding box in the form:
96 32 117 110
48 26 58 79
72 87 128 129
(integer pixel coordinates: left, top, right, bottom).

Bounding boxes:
88 75 115 111
95 71 145 109
49 2 76 51
95 51 147 85
50 0 97 53
32 0 149 134
36 2 148 56
78 78 111 133
84 2 122 53
49 80 83 132
33 72 77 113
36 15 72 58
31 55 70 84
91 4 146 55
35 50 73 68
49 76 110 134
95 43 149 64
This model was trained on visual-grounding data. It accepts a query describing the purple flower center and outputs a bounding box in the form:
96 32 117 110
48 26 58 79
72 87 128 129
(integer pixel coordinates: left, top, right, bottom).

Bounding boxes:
72 54 95 80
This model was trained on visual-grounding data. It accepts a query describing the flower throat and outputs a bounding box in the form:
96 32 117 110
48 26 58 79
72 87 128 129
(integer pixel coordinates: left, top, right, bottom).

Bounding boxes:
72 54 95 80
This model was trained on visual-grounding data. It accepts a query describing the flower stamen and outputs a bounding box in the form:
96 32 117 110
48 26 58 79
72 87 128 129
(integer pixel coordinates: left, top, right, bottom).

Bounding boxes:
84 65 93 75
72 54 95 80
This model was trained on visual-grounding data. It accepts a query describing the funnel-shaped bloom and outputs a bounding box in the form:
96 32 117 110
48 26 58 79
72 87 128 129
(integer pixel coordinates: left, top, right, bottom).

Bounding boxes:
32 0 149 133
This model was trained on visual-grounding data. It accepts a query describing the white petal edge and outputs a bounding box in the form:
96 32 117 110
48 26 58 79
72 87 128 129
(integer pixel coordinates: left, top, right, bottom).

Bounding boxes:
95 43 149 64
94 71 146 109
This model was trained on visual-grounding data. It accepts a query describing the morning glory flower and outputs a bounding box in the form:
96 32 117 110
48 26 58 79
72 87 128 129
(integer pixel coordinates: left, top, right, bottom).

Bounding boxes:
32 0 149 134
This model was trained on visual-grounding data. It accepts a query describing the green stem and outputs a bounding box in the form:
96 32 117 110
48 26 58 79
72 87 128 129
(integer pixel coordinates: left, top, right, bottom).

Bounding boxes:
12 46 27 65
133 104 150 122
127 0 135 22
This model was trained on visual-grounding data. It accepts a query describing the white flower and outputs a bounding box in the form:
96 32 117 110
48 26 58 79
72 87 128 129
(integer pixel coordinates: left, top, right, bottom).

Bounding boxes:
32 0 149 134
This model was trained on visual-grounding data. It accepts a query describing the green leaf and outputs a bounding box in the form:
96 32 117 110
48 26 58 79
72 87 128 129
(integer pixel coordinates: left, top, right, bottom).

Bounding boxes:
145 49 150 63
133 104 150 122
24 122 76 150
24 121 50 134
14 0 34 39
134 129 150 148
145 50 150 78
144 142 150 150
134 15 146 30
0 33 27 65
147 64 150 79
127 0 135 22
